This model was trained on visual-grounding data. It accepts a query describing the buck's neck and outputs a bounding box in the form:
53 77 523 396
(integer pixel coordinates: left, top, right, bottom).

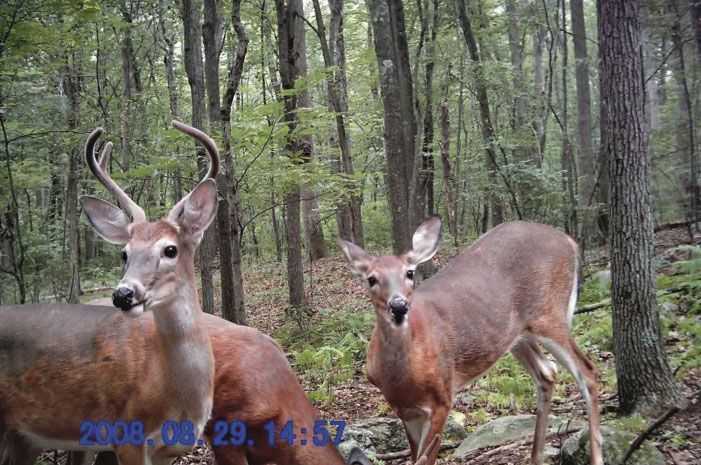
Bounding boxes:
149 270 213 422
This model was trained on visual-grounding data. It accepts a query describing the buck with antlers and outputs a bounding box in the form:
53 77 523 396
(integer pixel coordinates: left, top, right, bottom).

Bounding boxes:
0 122 218 464
339 218 603 465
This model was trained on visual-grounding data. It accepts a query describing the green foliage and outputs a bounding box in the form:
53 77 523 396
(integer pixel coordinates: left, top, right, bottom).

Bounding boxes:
277 309 373 406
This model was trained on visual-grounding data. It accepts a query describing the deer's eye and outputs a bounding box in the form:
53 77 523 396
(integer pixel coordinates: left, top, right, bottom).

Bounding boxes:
367 276 378 287
406 270 415 280
164 245 178 259
121 251 128 263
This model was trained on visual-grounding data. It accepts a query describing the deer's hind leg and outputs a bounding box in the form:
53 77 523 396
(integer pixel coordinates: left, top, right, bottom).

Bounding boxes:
538 333 602 465
511 338 557 465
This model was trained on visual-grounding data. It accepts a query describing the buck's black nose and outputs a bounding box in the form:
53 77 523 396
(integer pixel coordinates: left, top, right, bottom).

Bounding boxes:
389 297 409 321
113 287 135 311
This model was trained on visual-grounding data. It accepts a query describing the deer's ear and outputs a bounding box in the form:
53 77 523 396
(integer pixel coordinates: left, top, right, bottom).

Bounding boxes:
338 239 371 276
81 196 131 244
170 179 218 244
407 216 442 265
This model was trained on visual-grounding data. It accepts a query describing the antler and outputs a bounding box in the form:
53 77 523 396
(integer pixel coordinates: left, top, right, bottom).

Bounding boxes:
167 120 220 223
85 128 147 223
414 435 441 465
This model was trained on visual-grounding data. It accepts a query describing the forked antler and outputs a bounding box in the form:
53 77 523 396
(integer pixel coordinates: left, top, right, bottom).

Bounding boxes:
167 120 220 224
414 435 441 465
85 128 146 223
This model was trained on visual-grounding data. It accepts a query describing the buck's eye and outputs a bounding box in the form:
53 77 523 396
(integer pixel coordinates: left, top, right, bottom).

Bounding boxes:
367 276 378 287
121 251 128 263
164 245 178 259
406 270 415 280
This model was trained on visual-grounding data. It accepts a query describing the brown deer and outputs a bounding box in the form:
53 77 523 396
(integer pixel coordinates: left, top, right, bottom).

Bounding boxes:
0 122 218 464
339 217 603 465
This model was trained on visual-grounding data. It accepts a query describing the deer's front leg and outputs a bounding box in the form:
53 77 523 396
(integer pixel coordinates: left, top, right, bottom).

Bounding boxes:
416 405 448 465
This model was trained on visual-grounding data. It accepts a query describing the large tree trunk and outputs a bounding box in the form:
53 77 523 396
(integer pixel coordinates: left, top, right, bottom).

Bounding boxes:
598 0 681 414
181 0 216 314
456 0 506 227
570 0 598 242
276 0 308 309
64 50 82 304
367 0 418 252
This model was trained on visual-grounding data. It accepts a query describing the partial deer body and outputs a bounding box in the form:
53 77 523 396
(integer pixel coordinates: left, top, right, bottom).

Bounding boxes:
340 219 603 465
0 122 219 464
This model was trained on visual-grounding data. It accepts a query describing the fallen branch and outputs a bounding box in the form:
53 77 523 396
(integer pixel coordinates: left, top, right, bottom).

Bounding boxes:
621 406 680 465
575 284 691 315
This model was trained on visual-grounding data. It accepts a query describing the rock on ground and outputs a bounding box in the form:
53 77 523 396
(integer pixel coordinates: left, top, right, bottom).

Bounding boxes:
561 425 665 465
453 414 583 459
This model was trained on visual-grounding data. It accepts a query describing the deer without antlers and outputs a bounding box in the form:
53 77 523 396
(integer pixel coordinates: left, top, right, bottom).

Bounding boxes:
339 218 603 465
0 121 219 464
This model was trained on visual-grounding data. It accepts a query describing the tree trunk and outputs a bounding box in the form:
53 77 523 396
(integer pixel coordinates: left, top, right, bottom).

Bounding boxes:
456 0 505 227
64 50 81 304
276 0 308 309
669 0 699 229
181 0 216 314
217 0 248 324
418 0 438 218
320 0 364 246
367 0 418 252
570 0 598 242
598 0 682 414
439 101 457 240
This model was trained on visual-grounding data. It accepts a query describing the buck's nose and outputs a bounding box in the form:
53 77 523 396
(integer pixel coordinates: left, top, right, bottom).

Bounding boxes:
389 297 409 320
113 286 135 311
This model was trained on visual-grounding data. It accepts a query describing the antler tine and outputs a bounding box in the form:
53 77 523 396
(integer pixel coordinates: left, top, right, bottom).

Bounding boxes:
167 121 220 225
172 120 220 181
85 128 146 223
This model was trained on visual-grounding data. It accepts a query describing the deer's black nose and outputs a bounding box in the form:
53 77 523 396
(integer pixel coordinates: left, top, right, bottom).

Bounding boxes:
113 287 135 311
389 297 409 322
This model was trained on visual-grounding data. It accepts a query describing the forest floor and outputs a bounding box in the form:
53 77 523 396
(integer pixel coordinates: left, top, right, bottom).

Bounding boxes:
78 227 701 465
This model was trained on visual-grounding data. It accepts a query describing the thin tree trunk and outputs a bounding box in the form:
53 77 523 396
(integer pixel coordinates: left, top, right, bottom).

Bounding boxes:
64 50 81 304
669 0 698 230
456 0 505 226
570 0 597 242
319 0 364 246
439 101 457 242
218 0 248 324
181 0 216 314
599 0 682 414
276 0 308 309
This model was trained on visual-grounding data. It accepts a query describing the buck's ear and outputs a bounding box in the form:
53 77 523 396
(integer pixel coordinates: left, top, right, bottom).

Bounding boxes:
338 239 371 276
407 216 442 265
170 179 218 243
81 196 131 244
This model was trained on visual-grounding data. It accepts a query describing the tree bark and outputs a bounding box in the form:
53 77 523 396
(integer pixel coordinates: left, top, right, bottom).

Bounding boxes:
669 0 698 229
181 0 216 314
455 0 505 227
367 0 419 252
316 0 364 246
570 0 598 242
276 0 308 309
439 101 457 240
598 0 682 414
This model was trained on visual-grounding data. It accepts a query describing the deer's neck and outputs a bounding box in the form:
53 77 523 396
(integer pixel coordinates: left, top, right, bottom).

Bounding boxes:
149 278 213 422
